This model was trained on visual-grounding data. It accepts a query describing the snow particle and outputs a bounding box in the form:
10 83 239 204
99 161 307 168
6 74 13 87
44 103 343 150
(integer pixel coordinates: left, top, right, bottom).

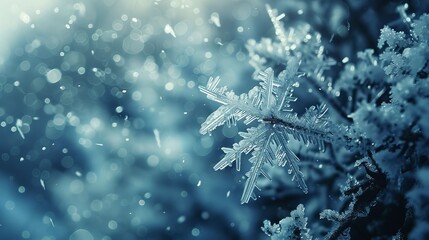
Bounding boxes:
164 24 176 38
210 12 221 27
108 220 118 230
187 81 195 88
177 215 186 223
112 54 121 63
40 179 46 190
191 228 200 237
90 199 103 211
46 69 62 83
165 82 174 91
201 211 210 220
77 67 86 75
20 12 31 24
153 129 161 148
115 106 123 113
147 155 159 167
15 119 25 139
205 52 212 59
18 186 26 193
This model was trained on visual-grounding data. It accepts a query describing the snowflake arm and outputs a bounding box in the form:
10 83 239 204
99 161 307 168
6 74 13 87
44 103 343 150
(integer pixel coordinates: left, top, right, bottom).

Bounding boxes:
213 124 269 171
258 68 276 112
266 4 288 49
241 145 273 204
271 126 308 193
274 57 300 114
199 76 263 134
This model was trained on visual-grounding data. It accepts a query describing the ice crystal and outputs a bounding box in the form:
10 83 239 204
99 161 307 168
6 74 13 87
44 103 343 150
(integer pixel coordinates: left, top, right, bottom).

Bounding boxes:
200 57 331 203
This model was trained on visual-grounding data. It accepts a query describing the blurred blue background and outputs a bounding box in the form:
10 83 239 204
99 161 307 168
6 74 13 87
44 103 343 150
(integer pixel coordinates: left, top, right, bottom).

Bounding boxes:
1 0 428 239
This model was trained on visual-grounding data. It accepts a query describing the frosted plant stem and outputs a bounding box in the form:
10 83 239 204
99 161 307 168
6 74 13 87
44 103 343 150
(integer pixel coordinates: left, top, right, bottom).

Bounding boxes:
326 151 387 240
327 175 386 240
262 117 331 142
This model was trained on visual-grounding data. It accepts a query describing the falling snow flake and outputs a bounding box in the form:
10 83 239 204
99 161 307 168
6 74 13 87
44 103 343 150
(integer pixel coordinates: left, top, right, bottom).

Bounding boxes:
164 24 176 38
210 12 221 27
40 179 46 190
153 129 161 148
16 119 25 139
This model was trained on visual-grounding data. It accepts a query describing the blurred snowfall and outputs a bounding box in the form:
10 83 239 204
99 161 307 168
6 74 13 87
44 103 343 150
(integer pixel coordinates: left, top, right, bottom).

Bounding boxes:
0 1 264 239
1 0 428 240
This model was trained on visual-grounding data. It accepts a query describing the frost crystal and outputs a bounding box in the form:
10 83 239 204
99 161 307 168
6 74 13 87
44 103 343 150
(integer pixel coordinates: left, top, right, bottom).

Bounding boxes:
201 55 332 203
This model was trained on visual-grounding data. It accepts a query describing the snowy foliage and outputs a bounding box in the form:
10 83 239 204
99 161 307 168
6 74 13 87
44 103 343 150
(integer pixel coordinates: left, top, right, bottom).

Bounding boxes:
347 10 429 177
262 204 312 240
